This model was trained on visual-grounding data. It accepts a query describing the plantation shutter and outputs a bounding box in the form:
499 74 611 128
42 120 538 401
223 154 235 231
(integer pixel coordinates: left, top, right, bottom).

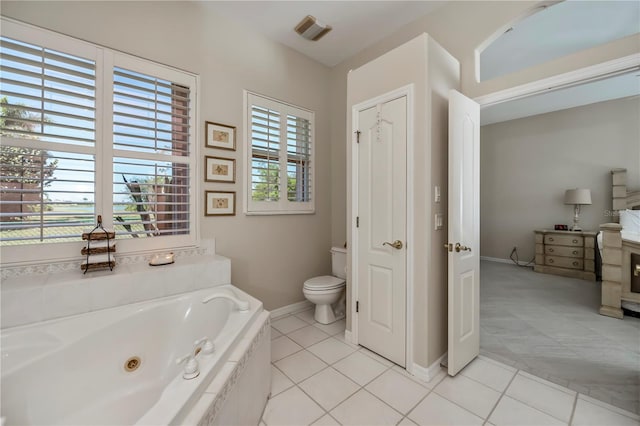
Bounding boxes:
250 104 281 202
112 66 191 239
286 114 312 202
0 36 96 245
246 92 314 214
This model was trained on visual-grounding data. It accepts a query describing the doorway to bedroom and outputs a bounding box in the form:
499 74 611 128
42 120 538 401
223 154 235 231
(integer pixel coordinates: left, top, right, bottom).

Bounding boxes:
477 70 640 415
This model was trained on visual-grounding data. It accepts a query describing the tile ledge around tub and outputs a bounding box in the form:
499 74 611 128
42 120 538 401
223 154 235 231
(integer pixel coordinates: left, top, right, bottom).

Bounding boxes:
192 312 271 426
1 243 213 281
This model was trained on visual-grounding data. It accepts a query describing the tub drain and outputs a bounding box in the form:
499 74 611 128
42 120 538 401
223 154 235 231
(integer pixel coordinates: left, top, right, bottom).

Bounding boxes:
124 356 141 372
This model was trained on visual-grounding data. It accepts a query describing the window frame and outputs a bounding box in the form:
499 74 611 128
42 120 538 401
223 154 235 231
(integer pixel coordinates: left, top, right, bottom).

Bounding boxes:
243 91 315 215
0 18 199 265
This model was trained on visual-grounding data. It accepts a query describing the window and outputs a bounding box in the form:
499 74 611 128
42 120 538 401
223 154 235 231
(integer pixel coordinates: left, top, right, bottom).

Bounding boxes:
245 92 314 214
0 20 197 263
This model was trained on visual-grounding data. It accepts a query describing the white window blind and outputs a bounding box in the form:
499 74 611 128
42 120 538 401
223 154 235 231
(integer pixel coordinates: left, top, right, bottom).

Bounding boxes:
0 20 198 263
250 105 281 202
286 114 311 202
246 92 314 214
112 66 191 239
0 36 96 245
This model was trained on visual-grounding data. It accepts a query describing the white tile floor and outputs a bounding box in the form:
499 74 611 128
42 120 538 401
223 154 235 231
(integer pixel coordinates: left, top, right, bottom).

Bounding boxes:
262 309 640 426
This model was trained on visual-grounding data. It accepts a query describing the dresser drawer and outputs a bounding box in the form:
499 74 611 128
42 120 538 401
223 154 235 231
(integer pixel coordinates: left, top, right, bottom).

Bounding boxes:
545 246 583 258
545 255 583 270
544 234 583 247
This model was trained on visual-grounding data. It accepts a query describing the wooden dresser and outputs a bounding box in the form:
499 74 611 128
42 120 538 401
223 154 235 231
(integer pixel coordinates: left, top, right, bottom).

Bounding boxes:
534 230 597 281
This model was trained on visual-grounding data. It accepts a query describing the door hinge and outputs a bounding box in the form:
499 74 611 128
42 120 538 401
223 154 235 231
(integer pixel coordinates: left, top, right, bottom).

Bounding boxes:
356 301 359 313
355 130 360 143
356 216 359 228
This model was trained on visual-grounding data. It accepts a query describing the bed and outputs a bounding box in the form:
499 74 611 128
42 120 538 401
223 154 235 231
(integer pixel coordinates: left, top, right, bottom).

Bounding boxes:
599 168 640 319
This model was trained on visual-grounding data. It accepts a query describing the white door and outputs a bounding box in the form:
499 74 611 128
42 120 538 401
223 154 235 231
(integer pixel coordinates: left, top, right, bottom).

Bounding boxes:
356 96 407 367
447 90 480 376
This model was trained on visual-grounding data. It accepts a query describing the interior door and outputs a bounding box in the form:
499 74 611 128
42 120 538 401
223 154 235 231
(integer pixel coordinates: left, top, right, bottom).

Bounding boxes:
447 90 480 376
356 96 407 367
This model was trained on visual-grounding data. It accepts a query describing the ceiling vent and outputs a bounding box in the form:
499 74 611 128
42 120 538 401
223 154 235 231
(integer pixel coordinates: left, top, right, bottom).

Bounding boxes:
295 15 332 41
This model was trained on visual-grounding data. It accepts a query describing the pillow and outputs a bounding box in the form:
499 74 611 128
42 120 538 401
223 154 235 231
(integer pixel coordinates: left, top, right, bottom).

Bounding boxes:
620 209 640 233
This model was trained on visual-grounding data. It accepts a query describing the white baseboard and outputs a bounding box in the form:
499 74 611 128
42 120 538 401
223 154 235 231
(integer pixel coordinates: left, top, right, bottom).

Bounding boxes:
269 300 313 320
410 363 430 382
344 329 354 344
480 256 531 267
411 352 447 383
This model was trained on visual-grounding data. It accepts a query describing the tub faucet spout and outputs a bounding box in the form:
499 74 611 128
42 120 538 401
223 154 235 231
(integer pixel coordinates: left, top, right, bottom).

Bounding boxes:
194 337 215 355
202 293 250 311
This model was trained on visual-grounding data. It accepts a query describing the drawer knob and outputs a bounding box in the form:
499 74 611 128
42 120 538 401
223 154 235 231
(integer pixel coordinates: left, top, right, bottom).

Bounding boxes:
573 261 579 266
573 250 578 255
549 248 554 253
549 237 554 242
572 239 578 244
548 258 554 263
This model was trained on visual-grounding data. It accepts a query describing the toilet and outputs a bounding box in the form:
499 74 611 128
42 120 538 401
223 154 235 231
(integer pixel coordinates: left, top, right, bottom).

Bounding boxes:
303 247 347 324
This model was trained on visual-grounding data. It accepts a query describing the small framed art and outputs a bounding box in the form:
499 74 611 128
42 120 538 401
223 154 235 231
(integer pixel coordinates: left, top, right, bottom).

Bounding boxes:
205 121 236 151
205 156 235 183
205 190 236 216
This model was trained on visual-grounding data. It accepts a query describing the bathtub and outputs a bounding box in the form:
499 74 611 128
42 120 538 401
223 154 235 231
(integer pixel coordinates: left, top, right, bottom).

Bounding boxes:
1 282 271 425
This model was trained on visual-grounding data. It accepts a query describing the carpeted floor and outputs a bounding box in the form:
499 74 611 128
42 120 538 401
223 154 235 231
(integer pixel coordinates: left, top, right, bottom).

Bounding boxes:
480 260 640 415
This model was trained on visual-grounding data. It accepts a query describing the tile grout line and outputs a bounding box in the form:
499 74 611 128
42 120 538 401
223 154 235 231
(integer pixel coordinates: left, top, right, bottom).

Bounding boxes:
568 391 579 425
297 351 393 425
483 364 519 423
430 382 498 423
271 333 394 425
271 338 306 363
402 370 448 422
457 368 513 393
505 369 577 424
288 331 334 349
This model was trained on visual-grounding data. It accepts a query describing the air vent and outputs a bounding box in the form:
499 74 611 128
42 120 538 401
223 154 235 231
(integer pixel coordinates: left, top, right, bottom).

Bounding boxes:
295 15 332 41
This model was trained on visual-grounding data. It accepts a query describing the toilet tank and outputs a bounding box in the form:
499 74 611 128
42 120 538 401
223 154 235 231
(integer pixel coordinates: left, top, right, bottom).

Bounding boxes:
330 247 347 279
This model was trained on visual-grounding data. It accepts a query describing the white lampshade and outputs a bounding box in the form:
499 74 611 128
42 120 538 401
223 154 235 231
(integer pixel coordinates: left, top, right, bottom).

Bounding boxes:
564 189 592 205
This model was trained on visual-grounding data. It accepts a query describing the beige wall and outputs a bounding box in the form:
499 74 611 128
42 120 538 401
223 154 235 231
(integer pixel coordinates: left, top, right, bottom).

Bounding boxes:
480 96 640 262
1 1 332 310
330 1 640 247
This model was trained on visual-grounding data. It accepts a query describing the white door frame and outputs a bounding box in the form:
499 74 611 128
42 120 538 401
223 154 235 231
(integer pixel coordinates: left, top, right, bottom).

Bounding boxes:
474 53 640 107
351 83 415 373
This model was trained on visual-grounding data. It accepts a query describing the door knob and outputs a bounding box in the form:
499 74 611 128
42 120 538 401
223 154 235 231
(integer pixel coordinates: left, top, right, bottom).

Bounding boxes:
383 240 403 250
454 243 471 252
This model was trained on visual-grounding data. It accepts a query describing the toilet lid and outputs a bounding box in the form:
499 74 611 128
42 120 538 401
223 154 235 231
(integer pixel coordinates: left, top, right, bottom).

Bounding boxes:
303 275 345 290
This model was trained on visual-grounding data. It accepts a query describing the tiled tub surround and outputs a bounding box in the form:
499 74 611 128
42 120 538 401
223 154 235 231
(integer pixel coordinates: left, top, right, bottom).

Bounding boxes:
1 249 228 329
1 254 271 425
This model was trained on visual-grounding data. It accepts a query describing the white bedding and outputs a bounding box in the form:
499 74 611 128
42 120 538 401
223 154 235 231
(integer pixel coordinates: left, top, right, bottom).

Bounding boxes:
598 230 640 258
598 210 640 257
621 231 640 243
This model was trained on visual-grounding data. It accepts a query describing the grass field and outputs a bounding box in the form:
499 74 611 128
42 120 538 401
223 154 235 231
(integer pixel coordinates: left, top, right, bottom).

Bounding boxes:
0 204 145 246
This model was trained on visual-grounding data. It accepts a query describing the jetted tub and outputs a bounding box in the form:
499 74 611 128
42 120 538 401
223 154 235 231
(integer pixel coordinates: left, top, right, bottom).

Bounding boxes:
1 268 271 425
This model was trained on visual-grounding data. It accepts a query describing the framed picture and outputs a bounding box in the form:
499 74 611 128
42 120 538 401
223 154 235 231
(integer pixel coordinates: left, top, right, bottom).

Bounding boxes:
205 191 235 216
205 121 236 151
205 156 235 183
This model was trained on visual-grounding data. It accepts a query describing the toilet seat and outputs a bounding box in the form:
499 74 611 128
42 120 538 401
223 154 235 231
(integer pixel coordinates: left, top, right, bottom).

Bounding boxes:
303 275 345 291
